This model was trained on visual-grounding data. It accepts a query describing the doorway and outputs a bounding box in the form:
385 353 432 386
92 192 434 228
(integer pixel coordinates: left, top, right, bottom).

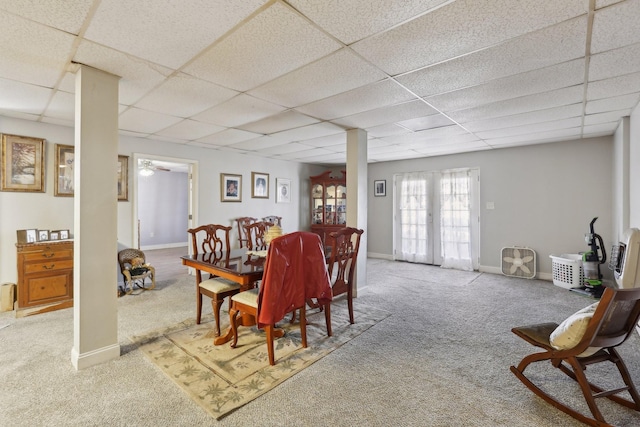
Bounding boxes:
132 153 197 251
393 168 479 270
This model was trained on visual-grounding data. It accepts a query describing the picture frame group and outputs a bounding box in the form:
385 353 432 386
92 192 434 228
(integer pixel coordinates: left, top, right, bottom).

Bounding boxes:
17 229 70 244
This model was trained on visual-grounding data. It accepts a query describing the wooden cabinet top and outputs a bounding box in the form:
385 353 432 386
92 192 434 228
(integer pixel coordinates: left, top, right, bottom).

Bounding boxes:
16 240 74 252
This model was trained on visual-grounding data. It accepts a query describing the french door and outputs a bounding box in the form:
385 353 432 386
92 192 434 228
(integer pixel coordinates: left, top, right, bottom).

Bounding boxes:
393 168 479 270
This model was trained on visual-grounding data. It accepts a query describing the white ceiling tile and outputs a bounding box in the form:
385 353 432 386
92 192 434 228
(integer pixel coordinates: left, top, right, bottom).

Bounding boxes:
196 129 262 146
369 150 422 162
290 147 338 160
381 126 473 145
589 42 640 81
0 11 75 87
145 135 188 145
295 79 416 120
85 0 267 69
298 133 346 149
365 123 413 138
369 144 405 155
462 104 583 132
294 151 346 164
587 72 640 100
183 2 341 91
583 122 620 135
74 40 173 105
133 73 238 117
288 0 450 44
486 127 582 148
248 48 387 108
119 129 150 139
44 90 75 121
0 0 94 34
591 0 640 54
584 109 630 126
58 72 76 93
352 0 588 75
237 110 319 134
256 142 312 155
118 107 184 134
397 114 455 131
426 59 585 112
332 99 437 129
153 119 226 140
475 117 583 139
0 78 52 115
267 122 345 145
0 109 40 121
586 93 640 114
396 16 586 97
192 94 287 127
228 135 289 151
413 140 490 155
596 0 625 8
447 85 584 123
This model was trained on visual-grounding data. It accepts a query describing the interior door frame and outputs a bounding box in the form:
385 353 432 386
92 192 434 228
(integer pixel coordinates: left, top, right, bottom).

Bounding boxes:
132 153 198 250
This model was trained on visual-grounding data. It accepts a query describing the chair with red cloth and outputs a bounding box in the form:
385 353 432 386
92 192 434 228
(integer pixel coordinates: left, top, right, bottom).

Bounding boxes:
228 231 333 365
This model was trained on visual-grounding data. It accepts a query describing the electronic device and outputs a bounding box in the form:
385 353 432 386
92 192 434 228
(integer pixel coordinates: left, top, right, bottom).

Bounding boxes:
609 228 640 289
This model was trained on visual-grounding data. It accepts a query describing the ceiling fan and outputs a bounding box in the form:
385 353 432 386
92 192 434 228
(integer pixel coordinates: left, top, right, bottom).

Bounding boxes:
138 159 170 176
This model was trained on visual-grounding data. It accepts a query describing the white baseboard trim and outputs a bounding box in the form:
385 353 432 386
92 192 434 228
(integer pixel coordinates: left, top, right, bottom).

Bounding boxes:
367 252 394 260
140 242 188 251
71 343 120 370
479 264 552 281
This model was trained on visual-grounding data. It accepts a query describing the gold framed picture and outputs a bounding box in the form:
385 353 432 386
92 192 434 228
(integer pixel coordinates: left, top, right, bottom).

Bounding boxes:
1 133 45 192
221 173 242 202
251 172 269 199
54 144 74 197
117 155 129 201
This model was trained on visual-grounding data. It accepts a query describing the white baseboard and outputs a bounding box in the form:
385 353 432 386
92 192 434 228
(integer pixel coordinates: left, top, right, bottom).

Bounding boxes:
140 242 188 251
367 252 394 260
71 343 120 370
479 264 552 281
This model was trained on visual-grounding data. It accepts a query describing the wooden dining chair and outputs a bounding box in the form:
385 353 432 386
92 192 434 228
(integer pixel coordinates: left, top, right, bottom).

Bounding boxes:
236 217 257 248
326 227 364 324
187 224 240 336
243 221 271 251
228 231 333 365
262 215 282 227
510 286 640 426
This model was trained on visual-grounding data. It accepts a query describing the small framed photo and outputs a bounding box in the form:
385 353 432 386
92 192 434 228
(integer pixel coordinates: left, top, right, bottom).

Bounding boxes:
251 172 269 199
49 231 60 241
276 178 291 203
374 179 386 197
37 230 50 242
54 144 74 197
221 173 242 202
117 155 129 201
17 229 38 244
57 229 70 240
1 133 45 193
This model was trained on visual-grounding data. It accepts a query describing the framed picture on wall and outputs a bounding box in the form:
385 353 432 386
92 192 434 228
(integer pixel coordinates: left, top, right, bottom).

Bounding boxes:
221 173 242 202
54 144 74 197
374 180 386 197
117 155 129 201
251 172 269 199
276 178 291 203
1 133 45 193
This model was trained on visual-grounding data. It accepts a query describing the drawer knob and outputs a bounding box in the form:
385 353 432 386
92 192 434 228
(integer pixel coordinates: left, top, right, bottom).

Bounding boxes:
42 253 55 258
43 264 55 270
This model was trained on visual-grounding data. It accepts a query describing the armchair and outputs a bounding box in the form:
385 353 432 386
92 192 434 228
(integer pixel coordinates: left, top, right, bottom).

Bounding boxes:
117 248 156 296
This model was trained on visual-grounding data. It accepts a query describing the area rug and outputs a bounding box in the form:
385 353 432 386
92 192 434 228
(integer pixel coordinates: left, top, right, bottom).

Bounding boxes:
131 300 390 419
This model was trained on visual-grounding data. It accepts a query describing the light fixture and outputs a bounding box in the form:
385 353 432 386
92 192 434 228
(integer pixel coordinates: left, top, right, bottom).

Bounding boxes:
139 160 155 177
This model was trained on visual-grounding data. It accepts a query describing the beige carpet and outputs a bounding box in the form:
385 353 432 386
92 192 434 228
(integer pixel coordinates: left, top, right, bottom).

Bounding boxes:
131 300 390 419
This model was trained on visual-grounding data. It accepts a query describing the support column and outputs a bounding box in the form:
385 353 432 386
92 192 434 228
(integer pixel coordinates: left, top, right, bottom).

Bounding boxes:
346 128 368 293
71 65 120 370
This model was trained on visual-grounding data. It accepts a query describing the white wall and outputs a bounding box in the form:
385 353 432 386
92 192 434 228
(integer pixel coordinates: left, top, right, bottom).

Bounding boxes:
0 116 326 285
367 137 614 277
630 104 640 229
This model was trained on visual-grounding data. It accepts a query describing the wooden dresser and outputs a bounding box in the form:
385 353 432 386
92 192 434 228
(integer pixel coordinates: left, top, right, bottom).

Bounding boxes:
16 241 73 316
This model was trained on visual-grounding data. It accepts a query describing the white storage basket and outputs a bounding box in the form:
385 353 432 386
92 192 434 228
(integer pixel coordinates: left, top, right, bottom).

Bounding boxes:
549 254 584 289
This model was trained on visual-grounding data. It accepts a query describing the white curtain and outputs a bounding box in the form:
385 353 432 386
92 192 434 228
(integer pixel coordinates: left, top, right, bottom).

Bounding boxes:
398 172 429 263
440 170 473 271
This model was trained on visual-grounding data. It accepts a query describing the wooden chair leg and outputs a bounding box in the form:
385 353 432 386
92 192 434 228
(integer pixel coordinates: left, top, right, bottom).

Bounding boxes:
212 298 223 336
229 306 240 348
347 289 354 324
265 324 275 365
300 306 307 348
196 290 203 324
324 302 332 337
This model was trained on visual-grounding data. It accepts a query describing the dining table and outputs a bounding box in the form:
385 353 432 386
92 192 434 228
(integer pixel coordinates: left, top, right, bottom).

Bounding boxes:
181 248 267 345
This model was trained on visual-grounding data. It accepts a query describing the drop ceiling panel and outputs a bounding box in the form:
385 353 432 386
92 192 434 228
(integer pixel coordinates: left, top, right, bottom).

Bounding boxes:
118 107 184 134
589 43 640 81
584 122 619 135
266 122 345 144
448 85 584 123
413 140 489 155
587 72 640 100
487 127 581 148
183 2 342 91
370 150 422 162
248 48 387 108
192 94 287 127
196 129 263 146
45 91 75 121
237 110 319 134
426 59 585 113
0 11 75 87
0 78 52 115
289 147 338 160
584 109 630 126
475 117 583 139
352 0 588 75
74 40 173 106
366 123 413 138
396 16 587 98
332 100 438 129
288 0 451 44
298 133 347 149
586 93 640 114
153 119 226 140
133 73 238 117
295 79 416 120
85 0 268 69
397 114 456 131
463 104 583 132
256 142 313 155
228 135 291 151
0 0 94 34
591 0 640 54
294 151 346 164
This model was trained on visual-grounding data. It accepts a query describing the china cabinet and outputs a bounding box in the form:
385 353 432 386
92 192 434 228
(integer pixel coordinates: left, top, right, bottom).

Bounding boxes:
310 170 347 244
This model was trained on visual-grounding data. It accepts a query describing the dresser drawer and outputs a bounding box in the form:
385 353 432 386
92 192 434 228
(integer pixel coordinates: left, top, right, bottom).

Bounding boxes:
21 249 73 262
24 259 74 274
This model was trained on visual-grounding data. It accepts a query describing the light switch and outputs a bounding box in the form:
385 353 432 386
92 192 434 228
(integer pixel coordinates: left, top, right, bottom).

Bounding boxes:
486 202 495 210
